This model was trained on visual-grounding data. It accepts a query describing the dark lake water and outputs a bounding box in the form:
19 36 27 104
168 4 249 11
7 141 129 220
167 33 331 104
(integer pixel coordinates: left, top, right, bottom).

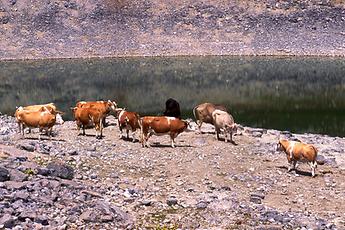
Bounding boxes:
0 56 344 137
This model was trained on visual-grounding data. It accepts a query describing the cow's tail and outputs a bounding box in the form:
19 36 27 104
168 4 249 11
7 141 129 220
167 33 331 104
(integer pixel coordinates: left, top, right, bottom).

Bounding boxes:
192 105 199 122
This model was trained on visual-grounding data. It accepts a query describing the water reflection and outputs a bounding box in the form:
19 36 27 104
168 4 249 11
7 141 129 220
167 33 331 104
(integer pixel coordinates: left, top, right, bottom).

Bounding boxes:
0 56 344 136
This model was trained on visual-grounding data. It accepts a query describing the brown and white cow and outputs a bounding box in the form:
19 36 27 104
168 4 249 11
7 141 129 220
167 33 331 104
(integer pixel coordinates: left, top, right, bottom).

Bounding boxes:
140 116 189 148
22 103 58 114
72 107 106 139
276 139 318 177
116 108 141 142
15 106 64 140
15 103 63 134
76 100 117 126
193 102 227 133
211 109 237 143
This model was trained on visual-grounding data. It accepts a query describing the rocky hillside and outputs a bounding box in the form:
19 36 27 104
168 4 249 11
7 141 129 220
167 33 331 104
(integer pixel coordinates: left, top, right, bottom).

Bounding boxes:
1 115 345 228
1 0 345 59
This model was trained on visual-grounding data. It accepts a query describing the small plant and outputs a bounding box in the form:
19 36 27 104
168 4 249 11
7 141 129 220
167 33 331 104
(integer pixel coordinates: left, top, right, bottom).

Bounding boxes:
24 168 35 175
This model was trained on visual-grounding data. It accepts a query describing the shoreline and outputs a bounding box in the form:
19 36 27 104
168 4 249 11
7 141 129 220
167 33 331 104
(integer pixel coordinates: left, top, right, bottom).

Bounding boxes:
1 53 345 62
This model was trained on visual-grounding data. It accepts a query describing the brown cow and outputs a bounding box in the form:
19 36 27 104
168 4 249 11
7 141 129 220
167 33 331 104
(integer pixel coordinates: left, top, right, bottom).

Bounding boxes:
23 103 58 113
15 103 62 134
276 139 318 177
140 116 188 148
212 109 237 143
117 109 141 142
76 100 117 126
72 107 106 139
193 102 227 133
15 106 64 140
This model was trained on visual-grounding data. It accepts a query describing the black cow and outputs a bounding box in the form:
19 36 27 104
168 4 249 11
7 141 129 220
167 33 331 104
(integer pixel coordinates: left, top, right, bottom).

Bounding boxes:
163 98 181 119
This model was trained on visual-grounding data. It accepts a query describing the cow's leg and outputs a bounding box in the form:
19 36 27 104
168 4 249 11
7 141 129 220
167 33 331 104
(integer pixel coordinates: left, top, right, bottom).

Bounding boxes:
132 129 136 143
102 116 107 127
48 127 52 140
197 121 202 134
17 122 21 134
170 133 178 148
119 127 123 138
99 118 103 139
215 128 220 140
142 134 148 147
288 160 297 173
224 131 228 143
310 161 317 177
126 129 129 139
82 125 85 136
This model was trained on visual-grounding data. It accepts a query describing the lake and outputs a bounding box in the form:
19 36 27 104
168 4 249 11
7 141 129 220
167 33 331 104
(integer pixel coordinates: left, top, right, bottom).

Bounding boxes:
0 56 344 136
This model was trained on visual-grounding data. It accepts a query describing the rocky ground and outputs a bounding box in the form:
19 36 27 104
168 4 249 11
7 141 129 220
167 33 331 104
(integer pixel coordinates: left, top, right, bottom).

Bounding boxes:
0 114 345 229
1 0 345 59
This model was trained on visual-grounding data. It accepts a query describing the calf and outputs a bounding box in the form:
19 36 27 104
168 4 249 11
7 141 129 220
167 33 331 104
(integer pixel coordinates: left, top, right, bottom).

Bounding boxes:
141 116 188 148
193 102 227 133
212 109 237 143
163 98 181 119
15 106 64 140
276 139 318 177
117 109 141 142
72 107 105 139
76 100 117 126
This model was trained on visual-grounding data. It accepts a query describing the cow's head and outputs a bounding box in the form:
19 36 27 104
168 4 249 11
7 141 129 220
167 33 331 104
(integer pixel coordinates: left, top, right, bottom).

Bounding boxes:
107 100 118 112
114 107 125 118
183 119 196 132
276 139 284 152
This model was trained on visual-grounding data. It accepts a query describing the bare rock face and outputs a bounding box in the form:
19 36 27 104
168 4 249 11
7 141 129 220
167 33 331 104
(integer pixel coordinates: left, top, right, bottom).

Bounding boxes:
1 0 345 59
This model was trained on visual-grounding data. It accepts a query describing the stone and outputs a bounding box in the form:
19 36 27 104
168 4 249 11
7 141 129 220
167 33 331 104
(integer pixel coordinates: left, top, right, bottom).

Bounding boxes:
68 150 78 156
5 181 26 190
18 144 35 152
12 190 29 201
100 215 113 222
196 201 208 209
35 215 49 226
37 167 50 176
80 210 97 222
250 193 265 204
0 214 16 228
167 197 178 206
47 162 74 180
140 200 152 206
18 211 37 221
0 167 10 182
9 169 28 182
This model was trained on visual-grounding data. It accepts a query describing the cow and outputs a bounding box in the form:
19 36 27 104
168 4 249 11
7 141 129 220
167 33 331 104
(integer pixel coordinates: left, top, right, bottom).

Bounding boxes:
15 103 63 134
276 139 318 177
116 108 141 142
15 106 64 140
212 109 237 143
192 102 227 133
163 98 181 119
76 100 117 126
72 107 106 139
140 116 189 148
22 103 58 114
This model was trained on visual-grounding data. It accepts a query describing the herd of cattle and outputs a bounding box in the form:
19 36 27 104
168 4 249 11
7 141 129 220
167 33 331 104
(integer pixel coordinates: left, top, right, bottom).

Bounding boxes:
13 98 319 177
